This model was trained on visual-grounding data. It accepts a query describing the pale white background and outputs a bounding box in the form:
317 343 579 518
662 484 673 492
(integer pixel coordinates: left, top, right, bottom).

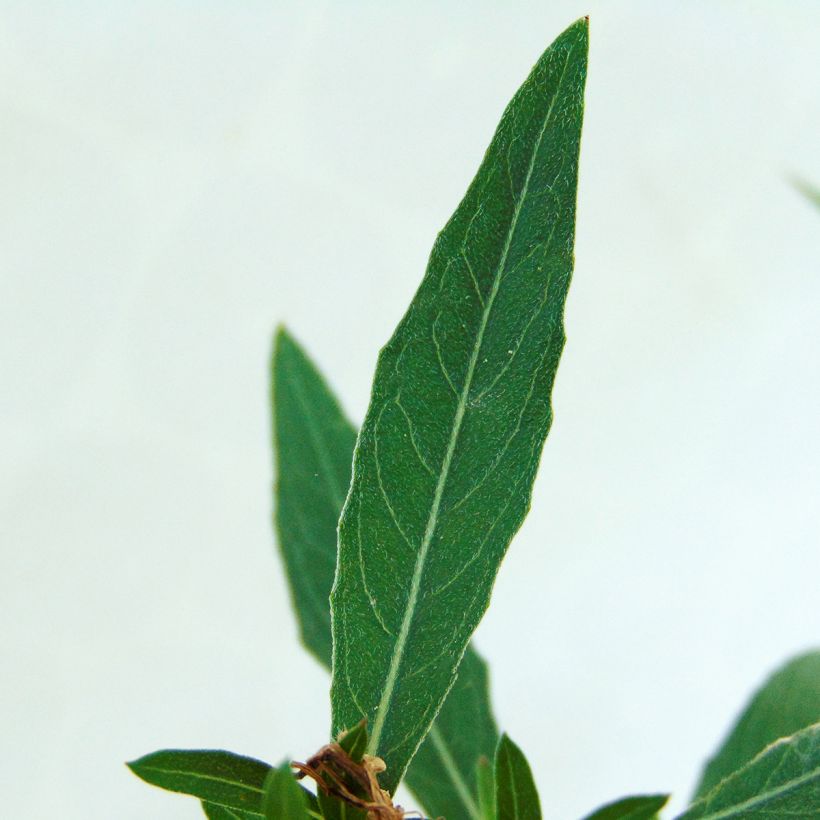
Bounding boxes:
1 2 819 818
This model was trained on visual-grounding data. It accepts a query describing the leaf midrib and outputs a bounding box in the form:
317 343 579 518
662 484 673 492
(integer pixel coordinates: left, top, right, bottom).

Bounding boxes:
365 44 575 758
137 763 264 796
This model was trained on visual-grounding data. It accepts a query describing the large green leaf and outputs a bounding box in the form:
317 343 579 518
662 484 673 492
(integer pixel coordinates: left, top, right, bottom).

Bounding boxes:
272 328 498 818
580 794 669 820
677 722 820 819
127 749 269 813
330 17 589 788
494 735 541 820
694 650 820 799
262 763 311 820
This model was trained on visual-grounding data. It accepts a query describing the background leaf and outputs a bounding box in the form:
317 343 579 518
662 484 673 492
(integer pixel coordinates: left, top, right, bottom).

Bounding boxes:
330 17 589 788
127 749 269 813
677 722 820 819
272 328 498 817
793 177 820 210
262 763 310 819
495 734 541 820
694 650 820 799
580 794 669 820
477 755 496 820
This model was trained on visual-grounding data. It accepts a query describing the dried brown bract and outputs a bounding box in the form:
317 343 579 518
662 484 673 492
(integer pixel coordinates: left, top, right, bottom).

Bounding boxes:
293 741 410 819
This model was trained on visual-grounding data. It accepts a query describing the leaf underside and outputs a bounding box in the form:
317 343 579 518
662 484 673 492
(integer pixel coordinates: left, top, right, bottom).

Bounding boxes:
330 17 589 789
694 650 820 799
677 721 820 819
272 328 498 818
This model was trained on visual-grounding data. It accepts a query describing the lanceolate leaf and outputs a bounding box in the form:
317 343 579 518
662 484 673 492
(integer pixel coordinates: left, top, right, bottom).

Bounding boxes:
262 763 311 820
331 18 589 787
272 328 498 817
694 650 820 799
272 327 357 665
495 735 541 820
677 722 820 819
127 749 270 813
580 794 669 820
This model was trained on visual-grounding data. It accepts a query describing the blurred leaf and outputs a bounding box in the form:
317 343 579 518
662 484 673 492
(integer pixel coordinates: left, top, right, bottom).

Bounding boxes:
262 763 310 820
477 755 496 820
331 17 589 790
495 735 541 820
272 328 498 818
793 177 820 210
580 794 669 820
677 722 820 819
127 749 269 813
694 650 820 799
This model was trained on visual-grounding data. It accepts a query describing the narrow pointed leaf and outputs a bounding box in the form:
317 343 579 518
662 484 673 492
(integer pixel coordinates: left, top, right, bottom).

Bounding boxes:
339 718 369 762
677 722 820 819
581 794 669 820
127 749 269 813
694 650 820 799
272 327 356 665
272 327 498 817
331 17 589 787
495 735 541 820
262 763 311 820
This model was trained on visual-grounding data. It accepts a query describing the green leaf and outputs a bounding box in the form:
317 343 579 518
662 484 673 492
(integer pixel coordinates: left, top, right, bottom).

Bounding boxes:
677 722 820 819
272 327 357 667
694 650 820 799
580 794 669 820
495 734 541 820
202 802 260 819
477 755 496 820
330 17 589 788
339 718 369 763
271 327 498 818
127 749 269 813
262 763 311 820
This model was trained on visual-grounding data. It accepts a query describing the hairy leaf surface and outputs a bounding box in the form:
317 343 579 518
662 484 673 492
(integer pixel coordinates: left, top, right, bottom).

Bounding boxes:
694 650 820 799
495 735 541 820
272 328 498 817
330 18 589 788
581 794 669 820
677 722 820 819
